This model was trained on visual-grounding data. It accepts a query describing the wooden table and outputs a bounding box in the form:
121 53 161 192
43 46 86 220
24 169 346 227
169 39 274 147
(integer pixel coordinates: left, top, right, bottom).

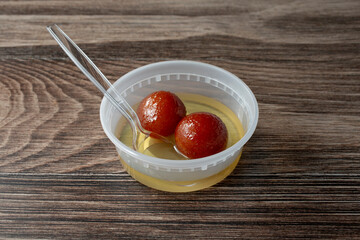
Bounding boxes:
1 1 360 239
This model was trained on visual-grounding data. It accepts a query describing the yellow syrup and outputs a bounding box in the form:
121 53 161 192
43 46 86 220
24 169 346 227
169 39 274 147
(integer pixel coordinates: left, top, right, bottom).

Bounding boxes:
115 93 245 192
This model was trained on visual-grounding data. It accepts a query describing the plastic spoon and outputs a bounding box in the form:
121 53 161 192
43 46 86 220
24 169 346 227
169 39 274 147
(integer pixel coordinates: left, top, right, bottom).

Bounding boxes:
47 24 187 159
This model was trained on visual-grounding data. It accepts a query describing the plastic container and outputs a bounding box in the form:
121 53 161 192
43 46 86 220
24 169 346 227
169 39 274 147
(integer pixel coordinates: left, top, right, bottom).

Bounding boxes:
100 60 258 192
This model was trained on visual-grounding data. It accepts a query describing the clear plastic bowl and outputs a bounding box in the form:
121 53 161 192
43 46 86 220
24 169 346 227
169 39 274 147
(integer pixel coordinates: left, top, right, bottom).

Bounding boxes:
100 60 258 192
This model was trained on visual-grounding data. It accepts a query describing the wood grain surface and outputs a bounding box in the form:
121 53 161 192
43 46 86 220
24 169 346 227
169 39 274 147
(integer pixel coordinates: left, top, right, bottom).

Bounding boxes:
1 0 360 239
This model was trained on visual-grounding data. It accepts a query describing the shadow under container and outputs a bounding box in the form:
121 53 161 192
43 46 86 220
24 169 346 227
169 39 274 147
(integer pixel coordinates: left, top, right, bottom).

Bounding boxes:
100 61 258 192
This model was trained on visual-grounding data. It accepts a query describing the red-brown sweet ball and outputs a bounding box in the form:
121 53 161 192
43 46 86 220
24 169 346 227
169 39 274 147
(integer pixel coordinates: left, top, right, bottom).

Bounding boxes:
175 112 228 159
137 91 186 136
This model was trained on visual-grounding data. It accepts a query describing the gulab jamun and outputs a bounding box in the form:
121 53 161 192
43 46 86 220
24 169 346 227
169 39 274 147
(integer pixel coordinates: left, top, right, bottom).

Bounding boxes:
175 112 228 159
137 91 186 136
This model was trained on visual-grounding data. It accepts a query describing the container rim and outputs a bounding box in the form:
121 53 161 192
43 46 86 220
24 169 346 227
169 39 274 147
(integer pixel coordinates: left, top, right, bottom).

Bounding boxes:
100 60 259 169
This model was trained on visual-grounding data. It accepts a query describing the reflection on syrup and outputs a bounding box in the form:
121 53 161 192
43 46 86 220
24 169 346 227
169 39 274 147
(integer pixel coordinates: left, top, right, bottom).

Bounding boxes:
136 133 186 160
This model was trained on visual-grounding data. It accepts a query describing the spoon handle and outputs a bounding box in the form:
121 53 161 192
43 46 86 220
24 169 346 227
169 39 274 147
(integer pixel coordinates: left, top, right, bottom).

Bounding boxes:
47 24 140 132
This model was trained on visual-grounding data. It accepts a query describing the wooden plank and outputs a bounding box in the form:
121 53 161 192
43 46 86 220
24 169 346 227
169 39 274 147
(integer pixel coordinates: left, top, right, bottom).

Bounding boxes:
0 0 359 47
0 38 359 173
0 173 360 239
